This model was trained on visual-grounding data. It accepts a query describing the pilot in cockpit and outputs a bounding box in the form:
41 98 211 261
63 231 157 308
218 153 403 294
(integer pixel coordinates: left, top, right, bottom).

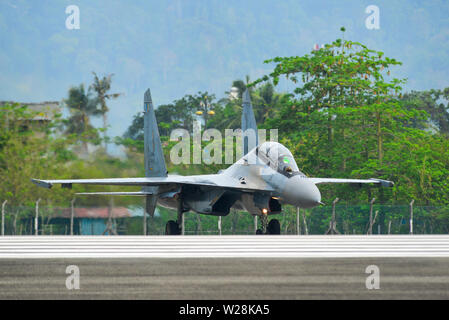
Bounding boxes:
256 142 305 178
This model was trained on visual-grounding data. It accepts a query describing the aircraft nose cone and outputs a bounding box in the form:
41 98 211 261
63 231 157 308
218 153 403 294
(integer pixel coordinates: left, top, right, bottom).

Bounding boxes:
281 176 321 208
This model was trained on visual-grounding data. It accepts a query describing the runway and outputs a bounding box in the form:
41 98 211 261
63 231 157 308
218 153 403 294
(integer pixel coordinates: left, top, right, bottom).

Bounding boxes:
1 235 449 299
0 257 448 299
1 235 449 258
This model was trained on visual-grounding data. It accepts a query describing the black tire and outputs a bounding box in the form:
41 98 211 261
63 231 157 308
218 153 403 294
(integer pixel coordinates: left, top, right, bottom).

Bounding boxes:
256 229 264 235
267 219 281 235
165 220 180 235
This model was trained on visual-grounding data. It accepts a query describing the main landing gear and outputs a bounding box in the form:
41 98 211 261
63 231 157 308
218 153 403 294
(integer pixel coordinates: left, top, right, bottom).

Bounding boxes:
165 220 181 235
165 195 184 235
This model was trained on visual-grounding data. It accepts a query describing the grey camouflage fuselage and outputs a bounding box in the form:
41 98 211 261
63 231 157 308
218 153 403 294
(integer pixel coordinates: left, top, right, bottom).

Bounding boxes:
32 87 393 219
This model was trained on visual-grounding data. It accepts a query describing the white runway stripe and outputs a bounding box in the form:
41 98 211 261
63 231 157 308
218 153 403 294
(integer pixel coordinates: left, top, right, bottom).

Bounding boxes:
1 235 449 258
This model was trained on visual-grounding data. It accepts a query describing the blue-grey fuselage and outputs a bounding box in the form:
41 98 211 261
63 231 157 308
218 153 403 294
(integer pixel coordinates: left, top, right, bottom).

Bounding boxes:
32 87 393 234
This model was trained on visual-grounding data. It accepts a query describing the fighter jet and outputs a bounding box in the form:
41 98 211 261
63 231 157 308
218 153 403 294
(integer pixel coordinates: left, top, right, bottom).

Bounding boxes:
32 88 393 235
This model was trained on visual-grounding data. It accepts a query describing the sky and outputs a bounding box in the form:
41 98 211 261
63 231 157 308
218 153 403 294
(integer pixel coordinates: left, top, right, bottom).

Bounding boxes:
1 0 448 152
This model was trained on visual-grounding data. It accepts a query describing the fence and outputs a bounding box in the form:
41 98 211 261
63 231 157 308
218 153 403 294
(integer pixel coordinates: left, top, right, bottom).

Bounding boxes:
0 202 448 235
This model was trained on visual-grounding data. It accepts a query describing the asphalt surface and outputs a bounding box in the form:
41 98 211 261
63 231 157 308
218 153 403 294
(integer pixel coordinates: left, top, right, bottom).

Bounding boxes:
0 235 448 299
0 257 449 299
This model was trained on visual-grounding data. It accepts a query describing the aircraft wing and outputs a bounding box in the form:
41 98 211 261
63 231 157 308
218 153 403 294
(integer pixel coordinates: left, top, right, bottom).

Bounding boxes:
31 174 275 193
308 178 394 187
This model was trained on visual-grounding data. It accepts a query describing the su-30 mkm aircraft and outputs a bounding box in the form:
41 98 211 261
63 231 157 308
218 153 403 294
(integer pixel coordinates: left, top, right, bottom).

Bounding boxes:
32 88 393 235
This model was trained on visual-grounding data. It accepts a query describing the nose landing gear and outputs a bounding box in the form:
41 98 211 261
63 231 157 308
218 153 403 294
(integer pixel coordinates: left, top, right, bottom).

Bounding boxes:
256 216 281 235
267 219 281 235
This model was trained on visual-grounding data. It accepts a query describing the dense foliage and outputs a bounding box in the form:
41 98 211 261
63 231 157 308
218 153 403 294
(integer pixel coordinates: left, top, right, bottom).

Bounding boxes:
1 33 448 234
250 36 449 206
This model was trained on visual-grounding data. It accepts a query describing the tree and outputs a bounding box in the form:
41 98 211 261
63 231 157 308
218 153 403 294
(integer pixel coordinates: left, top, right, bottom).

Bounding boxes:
401 89 449 134
121 91 218 146
90 72 122 152
208 79 288 131
251 29 449 206
251 82 289 125
229 79 246 100
63 84 102 153
0 103 75 233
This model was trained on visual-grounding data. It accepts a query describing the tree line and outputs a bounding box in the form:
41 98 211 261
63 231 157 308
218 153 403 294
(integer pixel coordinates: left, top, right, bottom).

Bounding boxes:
1 30 448 234
121 34 449 208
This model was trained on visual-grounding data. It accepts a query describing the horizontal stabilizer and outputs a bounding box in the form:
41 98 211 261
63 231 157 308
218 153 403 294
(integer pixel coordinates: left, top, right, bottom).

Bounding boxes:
75 192 153 196
31 179 52 189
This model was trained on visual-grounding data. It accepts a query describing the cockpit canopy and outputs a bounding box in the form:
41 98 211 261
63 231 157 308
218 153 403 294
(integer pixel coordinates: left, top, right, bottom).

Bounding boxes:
255 142 305 178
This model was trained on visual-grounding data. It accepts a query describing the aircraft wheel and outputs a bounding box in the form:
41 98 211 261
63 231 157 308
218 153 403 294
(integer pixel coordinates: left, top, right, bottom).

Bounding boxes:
267 219 281 235
165 220 180 235
256 229 264 235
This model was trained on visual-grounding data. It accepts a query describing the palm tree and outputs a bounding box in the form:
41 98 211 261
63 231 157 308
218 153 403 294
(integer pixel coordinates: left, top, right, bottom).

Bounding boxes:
90 72 122 152
253 82 275 124
231 79 246 100
64 84 102 153
217 77 251 130
219 77 281 129
251 82 289 125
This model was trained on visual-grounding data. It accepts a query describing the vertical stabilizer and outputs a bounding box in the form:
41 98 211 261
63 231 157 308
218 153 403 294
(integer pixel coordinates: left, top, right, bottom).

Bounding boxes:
241 89 258 155
143 88 167 178
143 89 166 218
